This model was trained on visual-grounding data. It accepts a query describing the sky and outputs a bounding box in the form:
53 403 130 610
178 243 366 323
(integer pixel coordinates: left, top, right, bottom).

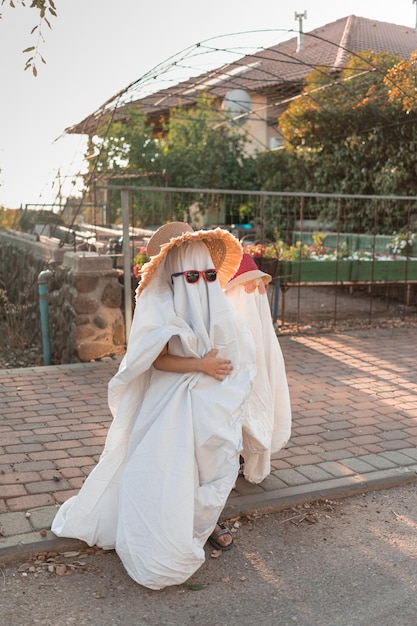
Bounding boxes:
0 0 416 209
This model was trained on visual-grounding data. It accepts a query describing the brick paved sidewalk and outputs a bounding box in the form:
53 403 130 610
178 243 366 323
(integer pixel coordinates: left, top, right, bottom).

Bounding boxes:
1 327 417 558
229 327 417 515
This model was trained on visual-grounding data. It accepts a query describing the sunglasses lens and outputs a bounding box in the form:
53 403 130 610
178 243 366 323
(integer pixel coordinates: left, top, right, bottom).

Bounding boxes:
185 271 200 283
204 270 217 282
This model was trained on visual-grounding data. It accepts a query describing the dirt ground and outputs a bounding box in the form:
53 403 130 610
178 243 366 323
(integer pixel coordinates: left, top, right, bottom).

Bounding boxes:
2 483 417 626
0 342 44 370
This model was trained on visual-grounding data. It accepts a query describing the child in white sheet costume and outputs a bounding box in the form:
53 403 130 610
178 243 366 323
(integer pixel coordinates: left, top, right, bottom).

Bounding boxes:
224 253 292 484
51 222 256 590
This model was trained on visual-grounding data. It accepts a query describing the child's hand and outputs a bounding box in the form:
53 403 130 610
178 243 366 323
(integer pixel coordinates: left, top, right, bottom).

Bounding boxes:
200 349 233 381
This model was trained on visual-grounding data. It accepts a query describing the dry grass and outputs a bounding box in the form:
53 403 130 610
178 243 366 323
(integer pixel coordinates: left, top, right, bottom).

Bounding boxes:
0 289 43 368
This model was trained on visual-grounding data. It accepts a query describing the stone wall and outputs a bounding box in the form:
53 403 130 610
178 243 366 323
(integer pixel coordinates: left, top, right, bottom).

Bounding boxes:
0 231 52 351
58 252 125 362
0 231 126 364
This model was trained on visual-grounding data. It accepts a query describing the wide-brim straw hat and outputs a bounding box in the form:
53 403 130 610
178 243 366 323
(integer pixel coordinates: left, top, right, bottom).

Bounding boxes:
224 252 272 291
136 222 242 295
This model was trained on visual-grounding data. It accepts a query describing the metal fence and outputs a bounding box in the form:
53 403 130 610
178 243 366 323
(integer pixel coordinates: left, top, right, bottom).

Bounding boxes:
90 185 417 334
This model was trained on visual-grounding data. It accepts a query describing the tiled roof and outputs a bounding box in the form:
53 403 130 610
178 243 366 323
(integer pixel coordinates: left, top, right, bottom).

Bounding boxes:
346 15 417 58
67 16 417 135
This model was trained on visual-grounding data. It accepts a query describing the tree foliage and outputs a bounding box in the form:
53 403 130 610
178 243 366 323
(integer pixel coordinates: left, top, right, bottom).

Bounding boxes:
280 51 401 154
385 50 417 114
86 93 260 225
1 0 57 75
88 109 158 175
160 93 258 190
270 51 417 232
0 207 18 230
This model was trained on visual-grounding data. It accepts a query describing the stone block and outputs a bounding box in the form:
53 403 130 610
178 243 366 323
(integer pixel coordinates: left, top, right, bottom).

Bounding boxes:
73 295 100 314
73 325 95 340
93 314 109 329
75 315 90 326
101 282 122 308
77 341 113 362
113 323 125 345
73 274 99 293
63 251 113 272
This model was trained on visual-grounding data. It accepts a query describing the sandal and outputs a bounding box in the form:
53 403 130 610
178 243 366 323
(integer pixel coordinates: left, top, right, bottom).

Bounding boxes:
208 522 234 551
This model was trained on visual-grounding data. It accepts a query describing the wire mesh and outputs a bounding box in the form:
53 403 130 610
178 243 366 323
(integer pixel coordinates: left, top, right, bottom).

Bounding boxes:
90 185 417 333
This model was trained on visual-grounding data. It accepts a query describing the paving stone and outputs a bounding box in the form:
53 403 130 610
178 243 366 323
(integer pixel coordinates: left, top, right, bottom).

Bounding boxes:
257 474 288 491
295 465 334 482
0 511 32 536
317 462 355 478
379 450 417 466
338 457 378 474
359 454 397 470
379 440 412 451
325 421 352 431
27 505 57 531
321 430 352 441
397 448 417 461
233 478 264 496
272 469 311 487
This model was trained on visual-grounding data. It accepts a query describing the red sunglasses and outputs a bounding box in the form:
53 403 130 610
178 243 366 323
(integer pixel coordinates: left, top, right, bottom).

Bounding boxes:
171 269 217 284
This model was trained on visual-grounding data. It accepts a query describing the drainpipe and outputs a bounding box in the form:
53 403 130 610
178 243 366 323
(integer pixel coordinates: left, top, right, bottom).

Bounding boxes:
37 269 52 366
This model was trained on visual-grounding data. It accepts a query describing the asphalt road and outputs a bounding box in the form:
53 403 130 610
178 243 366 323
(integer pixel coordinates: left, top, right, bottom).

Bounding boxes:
2 483 417 626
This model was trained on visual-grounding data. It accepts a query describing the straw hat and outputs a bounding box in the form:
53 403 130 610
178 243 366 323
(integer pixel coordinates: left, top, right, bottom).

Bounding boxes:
136 222 242 295
224 252 272 291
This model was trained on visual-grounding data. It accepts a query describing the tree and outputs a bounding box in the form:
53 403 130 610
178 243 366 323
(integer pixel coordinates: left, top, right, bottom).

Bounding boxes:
83 109 162 225
84 93 260 226
273 51 417 232
0 0 57 75
385 50 417 114
160 92 258 190
0 206 18 229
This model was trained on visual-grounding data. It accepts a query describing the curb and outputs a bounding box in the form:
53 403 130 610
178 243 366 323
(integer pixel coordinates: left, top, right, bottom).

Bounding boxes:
224 465 417 518
2 467 417 565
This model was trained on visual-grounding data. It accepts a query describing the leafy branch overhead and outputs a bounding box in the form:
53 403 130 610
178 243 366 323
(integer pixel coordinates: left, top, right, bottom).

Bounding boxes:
0 0 57 75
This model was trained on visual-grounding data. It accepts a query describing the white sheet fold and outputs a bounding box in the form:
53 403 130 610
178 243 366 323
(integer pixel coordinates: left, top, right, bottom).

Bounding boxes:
225 283 291 484
52 242 256 589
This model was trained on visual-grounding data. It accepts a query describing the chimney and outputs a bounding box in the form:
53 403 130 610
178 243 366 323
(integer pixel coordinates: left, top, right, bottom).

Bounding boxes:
294 10 307 52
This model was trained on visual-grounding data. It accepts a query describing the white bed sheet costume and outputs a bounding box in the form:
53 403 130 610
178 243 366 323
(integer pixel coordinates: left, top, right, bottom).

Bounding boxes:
224 253 292 484
51 223 257 590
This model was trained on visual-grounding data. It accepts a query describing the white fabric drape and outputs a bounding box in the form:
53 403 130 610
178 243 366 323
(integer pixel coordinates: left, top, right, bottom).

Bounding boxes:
225 281 291 484
52 242 256 590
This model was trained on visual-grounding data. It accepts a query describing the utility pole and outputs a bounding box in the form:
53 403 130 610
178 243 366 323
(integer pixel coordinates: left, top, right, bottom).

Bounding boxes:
295 10 307 52
414 0 417 31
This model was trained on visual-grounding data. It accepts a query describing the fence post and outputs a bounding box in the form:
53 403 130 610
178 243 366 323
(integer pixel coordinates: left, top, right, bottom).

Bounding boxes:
121 189 132 340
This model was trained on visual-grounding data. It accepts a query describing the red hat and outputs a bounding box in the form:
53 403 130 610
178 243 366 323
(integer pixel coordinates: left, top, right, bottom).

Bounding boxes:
224 253 272 291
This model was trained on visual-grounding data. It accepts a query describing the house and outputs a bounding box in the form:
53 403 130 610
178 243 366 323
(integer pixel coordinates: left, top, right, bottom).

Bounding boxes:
67 15 417 156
